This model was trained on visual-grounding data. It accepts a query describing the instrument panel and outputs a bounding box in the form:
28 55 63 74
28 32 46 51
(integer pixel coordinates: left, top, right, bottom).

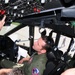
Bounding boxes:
0 0 75 38
0 0 63 24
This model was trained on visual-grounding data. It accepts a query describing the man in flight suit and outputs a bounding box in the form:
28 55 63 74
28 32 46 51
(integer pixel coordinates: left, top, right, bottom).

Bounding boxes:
0 35 54 75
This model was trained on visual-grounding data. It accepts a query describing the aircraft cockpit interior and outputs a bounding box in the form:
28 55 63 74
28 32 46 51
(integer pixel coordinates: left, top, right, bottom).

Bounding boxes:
0 0 75 75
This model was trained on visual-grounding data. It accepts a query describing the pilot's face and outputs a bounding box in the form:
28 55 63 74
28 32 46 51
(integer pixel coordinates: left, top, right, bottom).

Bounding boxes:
32 37 46 53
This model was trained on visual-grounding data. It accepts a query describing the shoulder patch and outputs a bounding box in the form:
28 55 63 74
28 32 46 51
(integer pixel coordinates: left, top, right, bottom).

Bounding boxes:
32 68 39 75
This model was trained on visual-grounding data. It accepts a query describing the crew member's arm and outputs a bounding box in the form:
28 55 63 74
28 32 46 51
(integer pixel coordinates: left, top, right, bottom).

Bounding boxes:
0 68 12 74
0 15 6 30
61 68 75 75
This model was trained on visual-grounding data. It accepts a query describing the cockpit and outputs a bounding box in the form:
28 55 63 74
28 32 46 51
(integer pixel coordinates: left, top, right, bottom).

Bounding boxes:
0 0 75 75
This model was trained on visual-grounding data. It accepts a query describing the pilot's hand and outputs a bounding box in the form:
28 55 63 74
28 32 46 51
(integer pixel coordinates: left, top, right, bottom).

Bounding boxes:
18 57 30 64
0 15 6 30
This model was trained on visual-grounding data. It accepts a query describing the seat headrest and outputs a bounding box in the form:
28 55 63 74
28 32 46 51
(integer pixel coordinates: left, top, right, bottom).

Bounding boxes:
47 49 63 61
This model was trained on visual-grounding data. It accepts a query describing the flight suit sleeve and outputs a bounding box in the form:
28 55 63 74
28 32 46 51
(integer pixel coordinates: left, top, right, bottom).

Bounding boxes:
0 59 16 68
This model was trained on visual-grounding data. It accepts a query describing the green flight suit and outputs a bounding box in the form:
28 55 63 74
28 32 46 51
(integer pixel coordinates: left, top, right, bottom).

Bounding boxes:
0 53 47 75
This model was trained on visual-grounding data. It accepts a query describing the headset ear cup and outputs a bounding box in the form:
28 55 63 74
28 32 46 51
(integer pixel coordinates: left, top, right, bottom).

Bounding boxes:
46 50 56 61
60 0 75 7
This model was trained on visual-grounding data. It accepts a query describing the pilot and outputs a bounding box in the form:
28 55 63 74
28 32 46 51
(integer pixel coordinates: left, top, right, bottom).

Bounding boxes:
0 15 6 30
0 35 54 75
61 68 75 75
